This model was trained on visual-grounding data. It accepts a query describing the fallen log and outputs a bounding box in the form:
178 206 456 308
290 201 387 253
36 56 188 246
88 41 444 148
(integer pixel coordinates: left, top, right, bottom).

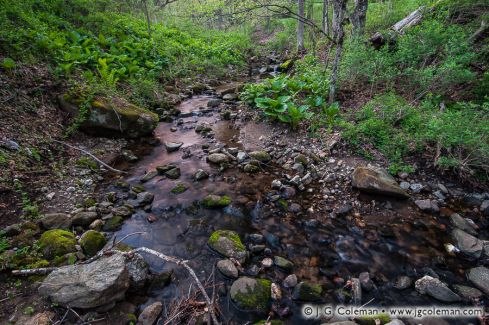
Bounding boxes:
369 4 435 49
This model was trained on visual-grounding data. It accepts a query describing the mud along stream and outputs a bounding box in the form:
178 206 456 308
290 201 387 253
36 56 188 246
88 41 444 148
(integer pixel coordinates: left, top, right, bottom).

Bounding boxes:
104 85 485 324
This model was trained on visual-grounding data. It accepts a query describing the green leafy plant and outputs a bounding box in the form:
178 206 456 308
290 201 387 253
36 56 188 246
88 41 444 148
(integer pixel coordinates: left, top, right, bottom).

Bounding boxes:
1 57 16 69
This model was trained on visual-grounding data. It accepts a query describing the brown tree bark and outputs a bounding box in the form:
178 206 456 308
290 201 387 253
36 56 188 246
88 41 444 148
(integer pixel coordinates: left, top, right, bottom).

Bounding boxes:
322 0 330 35
350 0 368 36
328 0 347 105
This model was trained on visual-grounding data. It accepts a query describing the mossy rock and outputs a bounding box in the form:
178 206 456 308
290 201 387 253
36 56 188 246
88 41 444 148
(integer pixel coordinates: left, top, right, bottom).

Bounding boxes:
53 252 78 266
103 216 124 231
39 230 77 259
59 94 158 138
170 183 188 194
230 277 271 312
292 281 323 302
356 313 391 325
201 195 231 208
80 230 106 257
208 230 246 263
248 151 271 162
254 321 284 325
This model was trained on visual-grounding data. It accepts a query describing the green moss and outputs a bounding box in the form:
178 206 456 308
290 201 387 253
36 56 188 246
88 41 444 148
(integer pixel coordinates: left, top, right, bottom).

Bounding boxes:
83 197 97 208
208 230 245 252
80 230 106 257
76 156 98 170
39 229 77 259
127 313 137 324
131 185 145 193
114 242 132 252
103 216 124 231
293 281 323 302
277 199 288 209
254 321 284 325
201 195 231 208
170 183 188 194
233 278 271 312
26 259 50 269
357 313 391 325
53 252 77 266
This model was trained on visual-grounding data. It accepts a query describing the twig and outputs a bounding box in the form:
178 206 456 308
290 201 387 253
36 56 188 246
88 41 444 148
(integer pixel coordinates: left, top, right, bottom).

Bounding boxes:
133 247 220 325
12 267 58 276
51 139 127 174
0 293 22 302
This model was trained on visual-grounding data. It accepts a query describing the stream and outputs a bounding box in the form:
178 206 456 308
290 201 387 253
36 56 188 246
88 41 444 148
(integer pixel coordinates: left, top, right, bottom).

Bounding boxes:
106 87 481 324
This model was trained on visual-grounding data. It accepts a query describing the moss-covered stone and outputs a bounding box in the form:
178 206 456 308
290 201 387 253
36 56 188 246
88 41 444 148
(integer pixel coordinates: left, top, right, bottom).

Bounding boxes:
292 281 323 302
254 321 284 325
230 277 271 312
59 94 158 138
357 313 391 325
248 151 271 162
208 230 246 263
53 252 78 266
103 216 124 231
39 230 77 259
170 183 188 194
79 230 106 257
201 195 231 208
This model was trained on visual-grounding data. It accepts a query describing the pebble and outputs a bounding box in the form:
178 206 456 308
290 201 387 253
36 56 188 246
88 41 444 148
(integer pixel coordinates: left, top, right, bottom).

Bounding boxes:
283 274 298 288
261 258 273 268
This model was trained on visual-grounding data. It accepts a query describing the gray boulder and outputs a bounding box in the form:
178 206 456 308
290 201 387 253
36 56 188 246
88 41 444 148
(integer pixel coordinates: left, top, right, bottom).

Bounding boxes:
230 277 271 312
467 266 489 296
138 301 162 325
351 166 409 198
217 259 238 279
449 213 477 235
451 228 483 258
39 252 130 309
40 213 72 230
414 275 460 302
208 230 246 263
59 95 158 138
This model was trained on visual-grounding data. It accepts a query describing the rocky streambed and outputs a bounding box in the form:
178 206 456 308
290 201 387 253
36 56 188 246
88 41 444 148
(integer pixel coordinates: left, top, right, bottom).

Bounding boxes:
5 80 489 325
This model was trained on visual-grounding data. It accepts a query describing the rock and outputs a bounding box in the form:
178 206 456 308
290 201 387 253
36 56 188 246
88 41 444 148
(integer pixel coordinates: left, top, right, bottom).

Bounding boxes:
410 183 423 193
284 274 298 288
273 256 294 271
207 98 222 108
1 139 20 151
137 192 155 206
385 321 405 325
414 199 439 213
80 230 106 257
207 153 230 164
467 266 489 295
452 285 484 300
141 171 158 183
46 192 55 200
350 278 362 305
451 228 483 258
294 154 308 165
393 275 412 290
449 213 477 235
281 186 296 199
249 151 271 162
288 203 301 213
39 252 130 308
112 206 133 218
321 322 358 325
4 224 21 237
137 301 162 325
261 258 273 268
351 166 409 198
271 179 282 189
59 95 158 138
193 169 209 181
249 233 264 244
223 93 238 101
72 211 99 227
165 142 183 152
244 164 260 173
230 277 271 312
25 311 55 325
271 283 282 300
89 219 104 230
39 229 77 259
217 259 239 279
208 230 246 263
237 151 248 162
103 216 124 231
359 272 373 291
126 253 149 290
170 183 188 194
414 276 460 302
122 150 138 162
399 181 410 190
292 281 323 302
164 167 181 179
201 194 231 208
40 213 72 230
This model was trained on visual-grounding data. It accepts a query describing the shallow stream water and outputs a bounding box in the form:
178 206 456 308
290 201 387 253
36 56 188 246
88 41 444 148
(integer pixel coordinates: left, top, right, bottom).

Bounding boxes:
109 92 477 324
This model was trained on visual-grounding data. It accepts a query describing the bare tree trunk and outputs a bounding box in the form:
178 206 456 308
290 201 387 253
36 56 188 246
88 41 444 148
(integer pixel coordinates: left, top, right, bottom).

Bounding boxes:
307 0 316 55
328 0 347 105
297 0 306 53
351 0 368 36
322 0 330 35
141 0 152 38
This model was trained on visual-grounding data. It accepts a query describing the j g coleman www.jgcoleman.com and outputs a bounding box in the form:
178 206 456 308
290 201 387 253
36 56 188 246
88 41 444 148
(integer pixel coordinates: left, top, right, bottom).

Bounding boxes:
301 305 485 319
